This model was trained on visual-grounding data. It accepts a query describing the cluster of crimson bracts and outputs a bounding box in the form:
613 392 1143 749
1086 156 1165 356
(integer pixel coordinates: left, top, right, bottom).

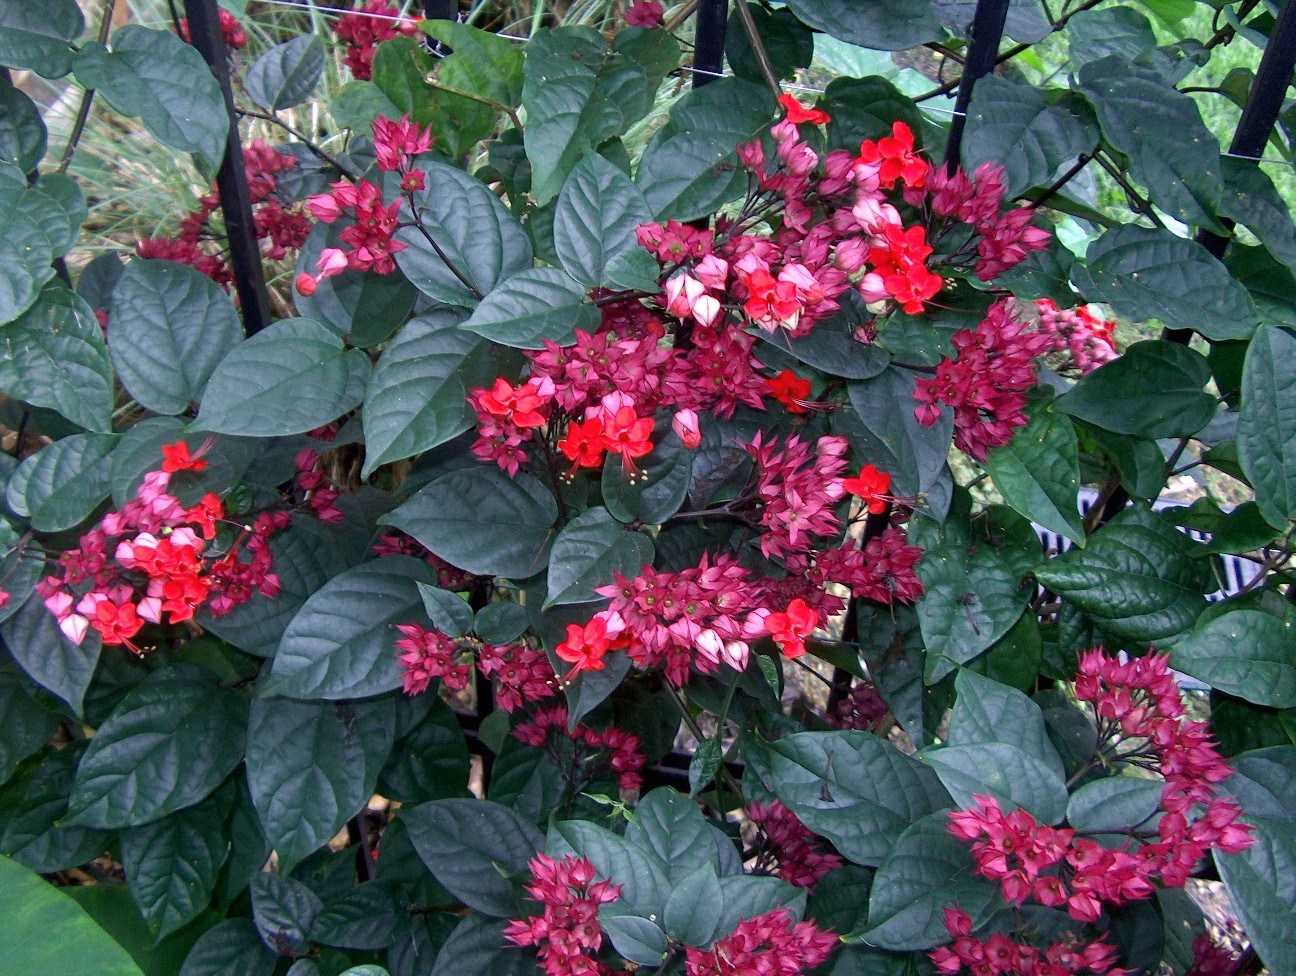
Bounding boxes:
931 907 1130 976
746 799 844 889
505 854 624 976
684 908 838 976
38 444 287 652
333 0 421 81
513 704 645 793
136 140 310 288
934 650 1254 975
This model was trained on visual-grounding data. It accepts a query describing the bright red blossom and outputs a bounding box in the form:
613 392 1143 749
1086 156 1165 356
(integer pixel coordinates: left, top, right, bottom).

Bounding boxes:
778 93 831 126
160 440 208 474
858 121 929 190
760 597 818 659
842 463 891 514
764 369 812 414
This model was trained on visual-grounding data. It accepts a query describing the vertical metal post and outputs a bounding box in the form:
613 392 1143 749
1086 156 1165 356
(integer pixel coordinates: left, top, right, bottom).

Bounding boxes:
943 0 1010 173
692 0 728 88
182 0 272 335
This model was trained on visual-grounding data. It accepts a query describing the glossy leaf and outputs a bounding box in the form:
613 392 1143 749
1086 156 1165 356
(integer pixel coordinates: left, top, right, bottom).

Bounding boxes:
67 669 247 829
0 671 59 784
949 670 1063 776
1071 226 1257 340
0 592 102 716
0 81 46 188
1169 610 1296 707
428 914 537 976
984 407 1084 546
1238 325 1296 528
108 260 243 416
545 507 654 608
1 743 111 872
6 432 115 532
245 35 324 112
250 873 322 956
459 267 599 349
0 0 84 77
784 0 941 51
924 742 1068 824
381 468 557 579
0 180 58 323
1216 817 1296 975
601 430 693 525
553 154 654 288
264 557 439 700
194 318 370 437
179 919 275 976
841 367 954 499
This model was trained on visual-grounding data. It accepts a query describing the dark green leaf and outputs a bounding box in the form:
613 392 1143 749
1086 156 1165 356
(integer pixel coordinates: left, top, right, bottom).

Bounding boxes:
1055 339 1216 439
428 914 536 976
550 819 670 918
689 736 724 798
67 670 247 829
417 582 473 637
394 159 533 307
601 910 670 964
381 468 557 579
250 872 323 956
636 133 744 221
310 881 403 950
245 35 324 112
1067 6 1157 66
1238 325 1296 528
0 178 58 324
1 743 111 872
924 742 1068 823
8 432 115 531
0 854 146 976
179 919 275 976
916 540 1030 683
265 557 439 700
949 670 1062 775
1219 157 1296 278
545 508 653 608
662 863 724 946
246 695 394 871
109 418 253 508
553 154 654 288
459 267 599 349
0 80 47 172
563 650 632 728
404 798 544 916
602 429 693 525
0 671 58 784
825 76 924 152
1035 504 1208 643
421 21 524 110
726 5 813 83
840 367 953 499
625 788 718 885
762 297 892 380
0 591 102 716
378 696 470 804
108 260 243 415
984 407 1084 546
1065 776 1163 833
1077 58 1223 231
371 37 494 158
1170 610 1296 707
744 731 951 867
194 318 369 437
74 27 227 167
119 787 232 940
473 602 530 644
963 79 1097 197
1227 746 1296 821
1216 816 1296 975
1071 225 1257 340
853 812 1000 951
713 874 806 936
360 311 501 477
784 0 941 51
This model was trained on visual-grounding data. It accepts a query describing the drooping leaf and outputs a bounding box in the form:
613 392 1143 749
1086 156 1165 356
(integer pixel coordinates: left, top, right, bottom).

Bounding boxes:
404 798 544 916
1216 816 1296 975
74 27 228 167
1071 225 1257 340
459 267 599 349
784 0 942 51
1238 325 1296 528
1034 504 1209 643
179 919 275 976
0 854 146 976
0 0 85 77
6 432 115 532
67 669 247 829
250 873 323 956
0 80 47 172
381 468 557 579
371 36 494 158
1169 610 1296 707
394 159 533 307
1219 157 1296 279
108 260 243 415
245 35 325 112
0 179 58 324
264 557 439 700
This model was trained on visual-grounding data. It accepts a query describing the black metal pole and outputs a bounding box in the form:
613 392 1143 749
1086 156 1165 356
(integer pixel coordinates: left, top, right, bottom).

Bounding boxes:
693 0 728 88
944 0 1011 173
182 0 272 336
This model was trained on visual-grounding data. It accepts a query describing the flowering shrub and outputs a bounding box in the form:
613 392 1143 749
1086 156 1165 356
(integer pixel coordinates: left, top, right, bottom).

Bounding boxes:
1 1 1295 975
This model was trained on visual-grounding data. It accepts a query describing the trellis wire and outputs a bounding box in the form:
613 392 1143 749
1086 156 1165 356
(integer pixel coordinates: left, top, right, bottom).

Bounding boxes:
183 0 273 335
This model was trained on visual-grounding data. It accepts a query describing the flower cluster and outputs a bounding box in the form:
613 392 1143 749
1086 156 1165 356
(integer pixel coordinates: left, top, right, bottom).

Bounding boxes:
742 432 849 562
827 679 889 730
38 444 285 650
394 623 473 694
505 854 622 976
683 909 837 976
1185 933 1243 976
137 140 309 286
1034 299 1118 374
930 908 1130 976
913 297 1056 460
946 650 1252 929
513 704 646 793
747 799 843 888
395 622 560 712
293 449 342 522
333 0 420 80
371 530 477 592
307 178 405 275
178 8 247 49
623 0 665 27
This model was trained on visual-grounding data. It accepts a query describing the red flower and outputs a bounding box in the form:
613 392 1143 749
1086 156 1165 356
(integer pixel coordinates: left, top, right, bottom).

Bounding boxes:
842 463 891 514
762 598 818 658
765 369 812 414
554 611 626 675
558 417 607 472
90 599 144 646
858 121 929 190
160 440 208 474
600 406 655 475
778 93 831 126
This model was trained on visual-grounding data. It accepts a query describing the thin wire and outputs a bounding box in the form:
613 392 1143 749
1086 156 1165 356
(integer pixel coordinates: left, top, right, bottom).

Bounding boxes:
243 0 1296 168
